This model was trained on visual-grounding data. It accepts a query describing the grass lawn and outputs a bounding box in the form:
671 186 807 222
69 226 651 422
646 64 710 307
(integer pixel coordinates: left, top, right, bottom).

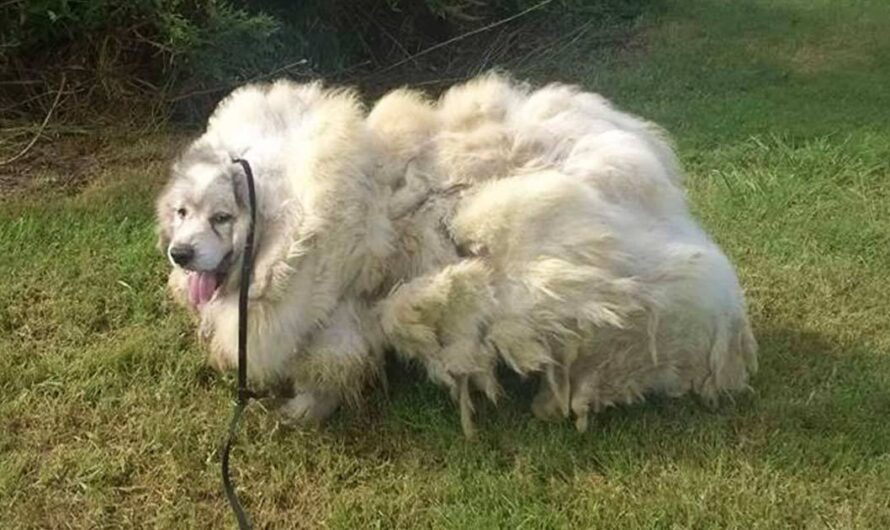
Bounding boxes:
2 0 890 527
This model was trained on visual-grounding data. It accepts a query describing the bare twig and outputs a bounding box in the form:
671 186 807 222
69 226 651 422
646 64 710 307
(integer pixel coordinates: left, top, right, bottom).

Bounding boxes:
132 27 173 54
0 75 66 167
366 0 554 77
509 20 595 72
168 59 311 103
0 80 42 86
358 3 416 66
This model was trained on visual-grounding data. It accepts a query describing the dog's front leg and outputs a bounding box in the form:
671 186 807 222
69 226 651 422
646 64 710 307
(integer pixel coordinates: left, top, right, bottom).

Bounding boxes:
280 389 341 426
281 299 384 426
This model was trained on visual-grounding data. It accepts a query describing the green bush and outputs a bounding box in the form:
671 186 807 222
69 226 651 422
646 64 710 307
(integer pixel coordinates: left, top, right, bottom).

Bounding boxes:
1 1 284 119
0 0 646 121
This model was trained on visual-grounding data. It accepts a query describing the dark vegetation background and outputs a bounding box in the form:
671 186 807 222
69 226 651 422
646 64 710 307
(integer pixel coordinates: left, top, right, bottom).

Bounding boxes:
3 0 890 526
0 0 646 124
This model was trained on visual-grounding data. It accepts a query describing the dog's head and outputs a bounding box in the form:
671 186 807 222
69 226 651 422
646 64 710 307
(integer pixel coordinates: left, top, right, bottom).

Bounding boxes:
156 141 253 309
156 79 393 316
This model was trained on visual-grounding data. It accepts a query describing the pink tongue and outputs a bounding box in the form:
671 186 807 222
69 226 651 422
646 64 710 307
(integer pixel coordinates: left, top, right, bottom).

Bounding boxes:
187 272 219 308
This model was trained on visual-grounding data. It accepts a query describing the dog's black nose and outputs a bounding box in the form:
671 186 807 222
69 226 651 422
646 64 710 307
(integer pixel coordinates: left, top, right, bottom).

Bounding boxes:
169 245 194 266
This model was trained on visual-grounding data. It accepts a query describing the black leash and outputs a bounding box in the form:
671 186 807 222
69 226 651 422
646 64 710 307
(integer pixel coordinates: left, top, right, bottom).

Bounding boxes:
221 157 258 530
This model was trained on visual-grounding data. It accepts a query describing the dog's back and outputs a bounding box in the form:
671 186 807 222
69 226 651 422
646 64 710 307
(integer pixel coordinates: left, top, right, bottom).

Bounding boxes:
373 74 757 434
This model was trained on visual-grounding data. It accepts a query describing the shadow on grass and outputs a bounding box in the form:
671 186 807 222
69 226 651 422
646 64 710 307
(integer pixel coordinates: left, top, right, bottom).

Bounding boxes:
260 322 890 481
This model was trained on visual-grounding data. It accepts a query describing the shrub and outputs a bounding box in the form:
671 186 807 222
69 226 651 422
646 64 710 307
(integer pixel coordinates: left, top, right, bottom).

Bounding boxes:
1 1 284 119
0 0 647 122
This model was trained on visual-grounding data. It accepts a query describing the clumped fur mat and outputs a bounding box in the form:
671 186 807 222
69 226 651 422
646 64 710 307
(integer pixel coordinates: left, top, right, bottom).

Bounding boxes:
2 0 890 527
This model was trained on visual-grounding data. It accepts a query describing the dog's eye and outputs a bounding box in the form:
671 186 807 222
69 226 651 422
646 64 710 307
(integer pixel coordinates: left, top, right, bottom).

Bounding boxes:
176 208 187 218
211 213 233 225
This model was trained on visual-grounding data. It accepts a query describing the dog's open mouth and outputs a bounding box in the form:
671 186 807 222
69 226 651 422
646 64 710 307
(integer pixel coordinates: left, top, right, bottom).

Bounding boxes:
185 252 232 308
187 271 224 308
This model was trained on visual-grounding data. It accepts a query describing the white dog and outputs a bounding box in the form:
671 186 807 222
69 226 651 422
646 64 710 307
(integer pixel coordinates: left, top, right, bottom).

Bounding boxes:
156 73 757 436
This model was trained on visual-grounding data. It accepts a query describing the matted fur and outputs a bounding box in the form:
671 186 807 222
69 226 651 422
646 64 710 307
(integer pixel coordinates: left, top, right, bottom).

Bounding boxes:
156 73 757 434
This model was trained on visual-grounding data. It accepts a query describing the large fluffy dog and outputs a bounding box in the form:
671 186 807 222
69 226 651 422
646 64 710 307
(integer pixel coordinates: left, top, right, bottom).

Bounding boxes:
156 74 757 435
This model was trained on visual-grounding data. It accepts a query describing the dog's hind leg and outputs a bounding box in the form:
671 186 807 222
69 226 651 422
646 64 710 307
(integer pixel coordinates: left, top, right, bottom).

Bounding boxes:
531 337 579 422
379 259 499 437
458 375 476 438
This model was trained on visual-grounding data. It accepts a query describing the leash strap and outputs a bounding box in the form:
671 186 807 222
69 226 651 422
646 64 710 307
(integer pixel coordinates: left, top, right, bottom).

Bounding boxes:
221 399 251 529
220 157 258 530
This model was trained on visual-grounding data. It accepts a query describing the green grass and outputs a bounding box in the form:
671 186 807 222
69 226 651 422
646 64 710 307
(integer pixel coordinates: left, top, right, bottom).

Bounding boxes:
3 0 890 527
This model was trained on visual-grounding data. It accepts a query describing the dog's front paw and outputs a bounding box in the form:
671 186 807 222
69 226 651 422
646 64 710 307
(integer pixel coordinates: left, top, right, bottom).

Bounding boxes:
279 391 340 426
